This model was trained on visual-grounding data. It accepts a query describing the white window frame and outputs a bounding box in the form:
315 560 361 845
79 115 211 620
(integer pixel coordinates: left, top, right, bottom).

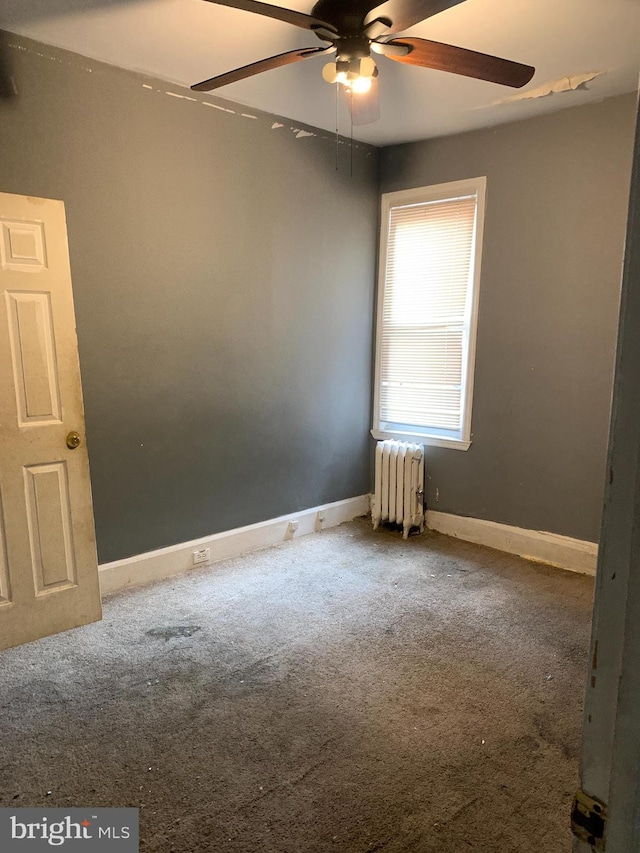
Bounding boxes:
372 176 486 451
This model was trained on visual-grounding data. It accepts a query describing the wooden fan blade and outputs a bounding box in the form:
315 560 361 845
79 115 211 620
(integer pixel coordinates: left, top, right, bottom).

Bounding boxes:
348 78 381 126
200 0 337 33
191 46 330 91
364 0 466 34
382 38 535 88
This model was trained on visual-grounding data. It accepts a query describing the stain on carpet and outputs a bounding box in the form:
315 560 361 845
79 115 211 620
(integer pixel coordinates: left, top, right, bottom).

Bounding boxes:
145 626 202 641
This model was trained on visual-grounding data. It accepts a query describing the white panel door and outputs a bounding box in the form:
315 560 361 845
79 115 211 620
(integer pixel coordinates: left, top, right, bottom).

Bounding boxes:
0 191 101 651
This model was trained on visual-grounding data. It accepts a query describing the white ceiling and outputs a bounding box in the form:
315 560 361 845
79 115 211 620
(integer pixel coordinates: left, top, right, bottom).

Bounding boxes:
0 0 639 145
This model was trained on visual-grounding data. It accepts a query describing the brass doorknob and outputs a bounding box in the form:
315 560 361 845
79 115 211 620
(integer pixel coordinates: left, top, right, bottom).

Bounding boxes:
66 431 81 450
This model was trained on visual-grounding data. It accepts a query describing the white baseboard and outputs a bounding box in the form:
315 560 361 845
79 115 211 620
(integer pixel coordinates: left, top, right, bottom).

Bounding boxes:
99 494 370 596
425 510 598 576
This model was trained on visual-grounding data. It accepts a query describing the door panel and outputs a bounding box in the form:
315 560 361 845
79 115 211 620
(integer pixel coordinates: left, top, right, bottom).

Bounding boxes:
0 192 101 651
6 290 62 424
25 462 77 593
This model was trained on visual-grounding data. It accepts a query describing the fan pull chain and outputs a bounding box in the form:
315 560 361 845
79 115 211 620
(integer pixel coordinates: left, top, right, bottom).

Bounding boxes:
335 81 339 171
349 89 354 179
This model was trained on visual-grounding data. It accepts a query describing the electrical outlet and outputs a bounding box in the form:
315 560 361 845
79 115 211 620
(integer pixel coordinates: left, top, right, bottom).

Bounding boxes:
193 548 210 565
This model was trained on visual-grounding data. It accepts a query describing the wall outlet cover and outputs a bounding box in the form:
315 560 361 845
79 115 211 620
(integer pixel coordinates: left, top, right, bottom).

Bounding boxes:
193 548 210 565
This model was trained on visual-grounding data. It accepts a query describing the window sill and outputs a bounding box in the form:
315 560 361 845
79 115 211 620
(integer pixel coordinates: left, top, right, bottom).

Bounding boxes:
370 428 471 451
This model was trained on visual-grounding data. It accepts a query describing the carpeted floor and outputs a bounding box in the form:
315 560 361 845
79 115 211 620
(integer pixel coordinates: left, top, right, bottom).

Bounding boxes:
0 519 593 852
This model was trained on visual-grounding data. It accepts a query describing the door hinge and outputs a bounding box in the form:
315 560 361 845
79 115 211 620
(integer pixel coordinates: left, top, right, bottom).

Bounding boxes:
571 789 607 850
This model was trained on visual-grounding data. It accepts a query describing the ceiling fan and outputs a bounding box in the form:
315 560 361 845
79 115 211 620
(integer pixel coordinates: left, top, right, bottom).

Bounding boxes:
191 0 535 123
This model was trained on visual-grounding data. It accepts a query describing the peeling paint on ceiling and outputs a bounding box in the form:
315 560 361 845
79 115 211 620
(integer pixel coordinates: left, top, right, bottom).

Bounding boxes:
490 70 607 105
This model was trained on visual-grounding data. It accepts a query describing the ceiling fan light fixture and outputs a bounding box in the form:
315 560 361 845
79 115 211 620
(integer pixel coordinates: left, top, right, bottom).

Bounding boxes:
322 61 339 84
359 57 377 78
322 55 377 93
350 76 373 94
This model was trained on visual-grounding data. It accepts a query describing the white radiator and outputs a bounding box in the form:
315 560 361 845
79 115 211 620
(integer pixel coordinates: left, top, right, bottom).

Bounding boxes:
372 440 425 539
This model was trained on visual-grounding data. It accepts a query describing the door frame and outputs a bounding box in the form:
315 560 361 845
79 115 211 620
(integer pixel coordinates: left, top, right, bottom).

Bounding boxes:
576 92 640 851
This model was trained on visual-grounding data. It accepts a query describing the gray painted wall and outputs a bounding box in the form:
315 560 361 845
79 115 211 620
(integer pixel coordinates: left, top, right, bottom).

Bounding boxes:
380 94 637 543
0 32 379 563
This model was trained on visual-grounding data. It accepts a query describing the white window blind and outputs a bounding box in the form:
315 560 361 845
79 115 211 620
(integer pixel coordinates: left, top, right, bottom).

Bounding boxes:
374 179 485 449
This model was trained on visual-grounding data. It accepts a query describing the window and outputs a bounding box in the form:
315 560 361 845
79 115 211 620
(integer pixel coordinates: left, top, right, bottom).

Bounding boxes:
372 177 486 451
